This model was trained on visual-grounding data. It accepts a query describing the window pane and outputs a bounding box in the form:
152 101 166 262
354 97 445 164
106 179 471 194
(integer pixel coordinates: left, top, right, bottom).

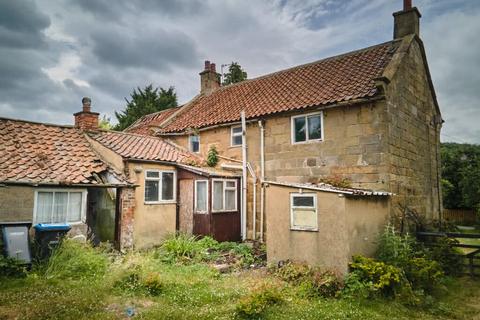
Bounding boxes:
232 135 242 146
190 136 199 152
196 181 207 212
225 189 236 210
53 192 68 223
146 171 160 178
292 208 316 229
213 181 223 211
226 181 236 188
68 192 82 222
232 127 242 134
308 115 322 140
293 196 314 207
162 172 174 200
294 117 306 142
145 180 159 202
37 192 53 223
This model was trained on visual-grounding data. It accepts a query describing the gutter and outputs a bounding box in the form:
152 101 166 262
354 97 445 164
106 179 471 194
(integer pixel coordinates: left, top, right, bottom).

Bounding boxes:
0 181 135 188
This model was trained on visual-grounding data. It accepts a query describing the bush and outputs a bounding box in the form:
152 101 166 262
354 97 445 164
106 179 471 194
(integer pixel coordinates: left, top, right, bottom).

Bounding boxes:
143 272 163 295
404 257 444 292
273 261 343 298
0 255 27 278
376 225 416 266
159 233 206 263
348 255 402 296
235 284 282 319
44 239 109 279
427 237 463 276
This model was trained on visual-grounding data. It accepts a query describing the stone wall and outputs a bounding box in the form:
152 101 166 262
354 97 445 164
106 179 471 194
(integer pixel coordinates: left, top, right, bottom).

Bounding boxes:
384 38 442 219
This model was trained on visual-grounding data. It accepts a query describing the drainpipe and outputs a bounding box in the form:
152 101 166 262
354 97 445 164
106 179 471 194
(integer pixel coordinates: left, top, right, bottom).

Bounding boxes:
247 163 257 240
241 111 248 240
258 120 265 242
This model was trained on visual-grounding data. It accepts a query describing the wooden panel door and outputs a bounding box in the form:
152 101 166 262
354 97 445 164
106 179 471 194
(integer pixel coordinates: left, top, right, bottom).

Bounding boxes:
178 179 194 234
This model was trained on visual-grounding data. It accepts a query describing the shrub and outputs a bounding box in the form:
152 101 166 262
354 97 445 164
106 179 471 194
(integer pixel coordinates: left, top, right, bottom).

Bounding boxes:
376 224 416 266
348 255 402 296
0 255 27 278
206 145 219 167
309 270 343 298
235 284 282 319
274 261 311 283
143 272 163 296
404 257 444 292
44 239 109 279
427 237 463 276
341 271 375 299
159 233 205 263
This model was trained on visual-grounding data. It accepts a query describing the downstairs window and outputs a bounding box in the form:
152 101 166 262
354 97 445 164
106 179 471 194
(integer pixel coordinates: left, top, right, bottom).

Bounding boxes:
34 190 86 224
290 193 317 231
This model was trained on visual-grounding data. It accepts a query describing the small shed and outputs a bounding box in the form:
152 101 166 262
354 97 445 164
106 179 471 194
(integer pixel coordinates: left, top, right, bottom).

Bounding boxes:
264 181 391 274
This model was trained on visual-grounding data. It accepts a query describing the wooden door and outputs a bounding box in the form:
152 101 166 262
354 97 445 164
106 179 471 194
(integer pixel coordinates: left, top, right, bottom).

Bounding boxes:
178 179 194 234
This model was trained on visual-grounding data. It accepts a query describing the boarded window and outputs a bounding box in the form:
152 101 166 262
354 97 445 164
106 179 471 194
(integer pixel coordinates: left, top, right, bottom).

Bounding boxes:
145 170 176 203
290 194 317 231
195 180 208 213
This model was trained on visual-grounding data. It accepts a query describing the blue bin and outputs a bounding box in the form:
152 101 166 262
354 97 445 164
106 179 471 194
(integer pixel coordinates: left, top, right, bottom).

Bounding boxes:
34 224 71 259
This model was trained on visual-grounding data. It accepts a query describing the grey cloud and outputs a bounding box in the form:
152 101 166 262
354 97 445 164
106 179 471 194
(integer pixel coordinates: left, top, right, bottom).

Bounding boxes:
90 27 199 71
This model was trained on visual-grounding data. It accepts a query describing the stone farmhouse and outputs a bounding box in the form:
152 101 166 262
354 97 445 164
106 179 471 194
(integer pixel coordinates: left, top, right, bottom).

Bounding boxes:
0 1 441 272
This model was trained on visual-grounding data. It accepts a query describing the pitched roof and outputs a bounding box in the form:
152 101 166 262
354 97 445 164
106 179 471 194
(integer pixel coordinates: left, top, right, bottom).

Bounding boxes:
125 107 180 135
159 40 400 133
88 130 202 164
0 118 114 185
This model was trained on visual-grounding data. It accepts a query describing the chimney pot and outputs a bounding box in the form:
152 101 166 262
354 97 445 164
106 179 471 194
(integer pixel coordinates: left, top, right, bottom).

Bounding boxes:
199 60 220 95
404 0 412 10
82 97 91 112
204 60 210 70
210 63 216 73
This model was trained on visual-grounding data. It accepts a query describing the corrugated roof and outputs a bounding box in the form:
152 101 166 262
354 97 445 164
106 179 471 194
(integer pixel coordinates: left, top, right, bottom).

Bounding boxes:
264 180 392 196
158 40 400 133
0 118 114 185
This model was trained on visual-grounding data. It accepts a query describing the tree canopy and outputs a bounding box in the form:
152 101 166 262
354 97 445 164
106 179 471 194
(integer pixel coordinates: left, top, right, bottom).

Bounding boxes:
441 142 480 210
222 62 247 85
114 85 177 131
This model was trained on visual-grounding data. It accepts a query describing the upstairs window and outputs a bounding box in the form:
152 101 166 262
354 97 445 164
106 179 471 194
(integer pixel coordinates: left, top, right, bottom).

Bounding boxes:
34 190 86 224
212 179 237 212
195 180 208 213
291 112 323 143
145 170 175 203
290 193 317 231
189 135 200 153
231 126 243 146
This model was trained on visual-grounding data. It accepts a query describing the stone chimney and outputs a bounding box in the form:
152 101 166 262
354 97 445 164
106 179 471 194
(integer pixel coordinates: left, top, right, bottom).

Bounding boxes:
199 60 220 94
74 97 99 130
393 0 421 39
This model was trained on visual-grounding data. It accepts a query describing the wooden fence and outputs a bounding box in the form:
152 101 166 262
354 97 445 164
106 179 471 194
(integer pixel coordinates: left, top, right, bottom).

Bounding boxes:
443 209 477 224
417 231 480 277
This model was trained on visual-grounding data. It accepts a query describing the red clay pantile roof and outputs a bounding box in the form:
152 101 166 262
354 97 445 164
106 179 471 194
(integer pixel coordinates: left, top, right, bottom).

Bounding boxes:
160 40 400 133
88 130 202 164
0 118 113 185
125 107 180 135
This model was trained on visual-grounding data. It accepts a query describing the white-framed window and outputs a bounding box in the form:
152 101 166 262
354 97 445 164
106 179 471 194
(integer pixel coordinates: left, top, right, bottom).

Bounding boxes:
212 179 237 212
291 111 323 144
33 189 87 224
231 126 243 146
194 180 208 213
290 193 317 231
144 170 176 203
189 135 200 153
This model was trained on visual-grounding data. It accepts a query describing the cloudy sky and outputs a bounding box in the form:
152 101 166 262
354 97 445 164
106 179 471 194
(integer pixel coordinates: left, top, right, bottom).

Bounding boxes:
0 0 479 143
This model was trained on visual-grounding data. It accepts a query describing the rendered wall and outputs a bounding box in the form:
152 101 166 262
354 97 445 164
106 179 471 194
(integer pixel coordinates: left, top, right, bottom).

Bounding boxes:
0 185 34 222
126 162 177 249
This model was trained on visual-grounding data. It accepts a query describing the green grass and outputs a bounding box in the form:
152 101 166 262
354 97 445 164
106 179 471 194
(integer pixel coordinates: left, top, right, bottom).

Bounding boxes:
1 240 480 320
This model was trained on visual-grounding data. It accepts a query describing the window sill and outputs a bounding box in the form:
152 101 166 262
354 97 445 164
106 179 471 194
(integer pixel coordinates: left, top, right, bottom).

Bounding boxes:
290 227 318 232
211 209 238 213
292 139 324 145
229 145 241 149
144 201 177 205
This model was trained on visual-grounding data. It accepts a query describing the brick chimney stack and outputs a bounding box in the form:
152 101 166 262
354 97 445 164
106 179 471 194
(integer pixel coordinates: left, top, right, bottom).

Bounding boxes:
393 0 421 39
74 97 99 130
199 60 220 95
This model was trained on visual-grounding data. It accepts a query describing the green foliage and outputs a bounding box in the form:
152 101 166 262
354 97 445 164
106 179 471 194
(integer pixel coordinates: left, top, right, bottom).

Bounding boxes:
317 175 352 188
349 256 402 296
143 272 163 295
0 255 27 278
44 240 109 279
427 237 463 276
376 225 416 266
114 267 163 296
98 114 112 130
206 145 219 167
235 284 282 319
222 62 248 85
273 261 343 298
403 257 443 292
441 142 480 210
114 84 177 131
